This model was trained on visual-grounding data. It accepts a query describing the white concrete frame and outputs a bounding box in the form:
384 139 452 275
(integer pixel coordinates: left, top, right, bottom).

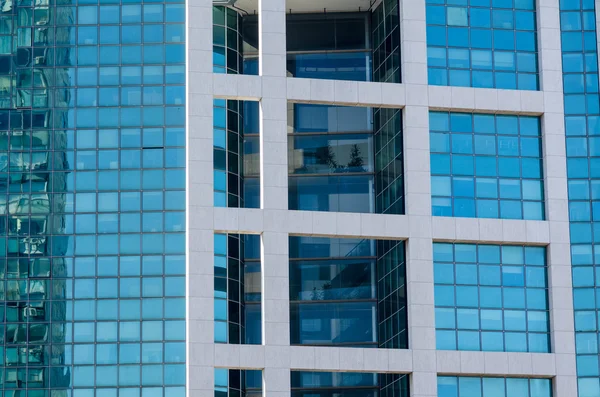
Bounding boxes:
186 0 577 396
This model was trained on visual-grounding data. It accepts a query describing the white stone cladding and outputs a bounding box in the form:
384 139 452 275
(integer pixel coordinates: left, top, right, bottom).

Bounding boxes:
186 0 577 396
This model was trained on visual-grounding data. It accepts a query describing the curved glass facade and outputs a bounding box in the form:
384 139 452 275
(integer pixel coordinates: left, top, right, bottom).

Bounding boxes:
214 233 261 345
372 0 400 84
426 0 539 90
214 98 245 208
213 6 243 75
214 233 245 344
213 6 247 209
0 0 186 392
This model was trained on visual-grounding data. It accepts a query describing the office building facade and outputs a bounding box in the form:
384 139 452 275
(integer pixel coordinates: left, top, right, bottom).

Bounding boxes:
0 0 594 395
199 0 590 396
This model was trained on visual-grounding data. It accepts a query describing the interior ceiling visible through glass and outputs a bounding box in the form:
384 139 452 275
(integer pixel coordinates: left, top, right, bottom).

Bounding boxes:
234 0 375 14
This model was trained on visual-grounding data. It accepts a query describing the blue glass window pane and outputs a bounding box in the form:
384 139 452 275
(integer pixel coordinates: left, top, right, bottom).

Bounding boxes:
435 263 455 284
429 68 449 85
437 377 458 397
481 332 504 351
436 308 456 328
459 377 482 397
458 330 480 350
437 330 458 350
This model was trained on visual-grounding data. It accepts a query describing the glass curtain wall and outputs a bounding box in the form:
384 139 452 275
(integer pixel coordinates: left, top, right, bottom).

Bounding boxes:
429 112 545 220
0 0 187 392
558 1 600 395
425 0 539 90
433 243 550 353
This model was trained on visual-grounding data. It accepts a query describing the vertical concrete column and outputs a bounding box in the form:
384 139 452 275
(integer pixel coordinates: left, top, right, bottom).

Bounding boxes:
400 0 437 396
261 231 291 397
537 0 578 395
261 231 290 346
186 0 216 395
258 2 291 397
259 0 288 210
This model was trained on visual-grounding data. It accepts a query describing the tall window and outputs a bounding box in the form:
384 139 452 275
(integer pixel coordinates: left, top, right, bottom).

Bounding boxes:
434 243 550 352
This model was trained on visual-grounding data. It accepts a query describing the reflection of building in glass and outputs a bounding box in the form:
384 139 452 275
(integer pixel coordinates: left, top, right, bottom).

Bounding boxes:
1 0 186 393
0 1 73 391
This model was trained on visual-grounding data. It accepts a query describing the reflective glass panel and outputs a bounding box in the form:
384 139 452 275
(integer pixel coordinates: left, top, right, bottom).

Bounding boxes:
434 243 549 352
430 112 545 220
426 0 538 90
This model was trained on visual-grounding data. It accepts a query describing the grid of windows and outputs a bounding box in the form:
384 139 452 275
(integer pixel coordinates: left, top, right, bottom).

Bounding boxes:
430 111 545 220
373 108 403 215
437 376 552 397
433 243 550 352
0 0 186 391
558 0 600 393
426 0 538 90
376 240 407 349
